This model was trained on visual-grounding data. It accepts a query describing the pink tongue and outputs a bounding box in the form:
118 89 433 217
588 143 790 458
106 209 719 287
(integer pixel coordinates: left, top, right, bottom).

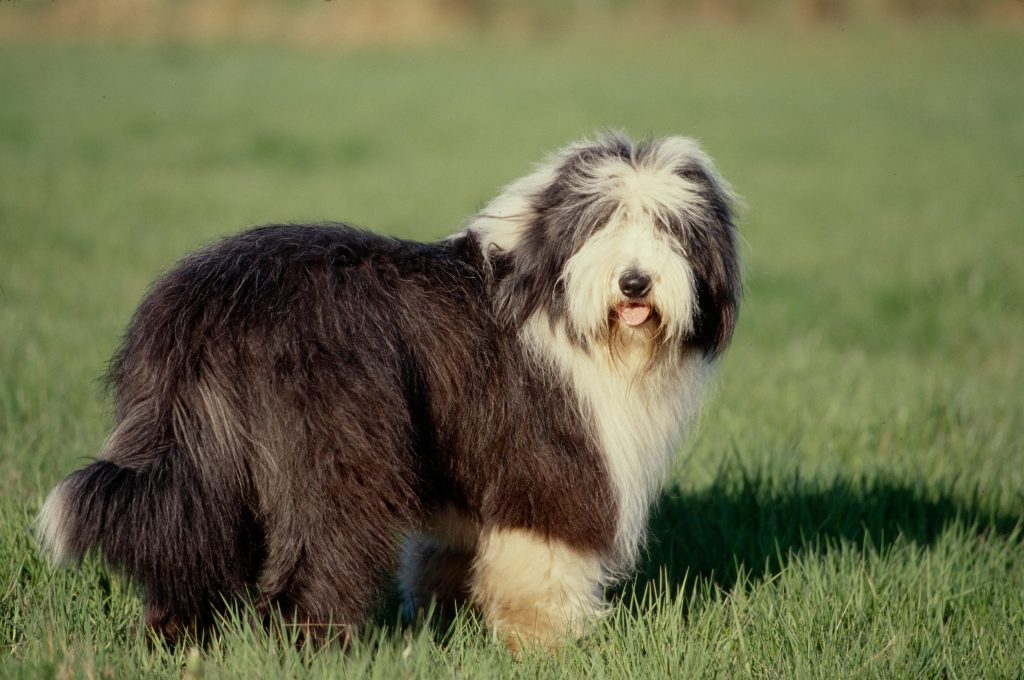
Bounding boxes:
618 303 651 327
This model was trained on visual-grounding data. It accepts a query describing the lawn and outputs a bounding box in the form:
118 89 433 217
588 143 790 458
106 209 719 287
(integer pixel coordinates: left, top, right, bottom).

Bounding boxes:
1 24 1023 678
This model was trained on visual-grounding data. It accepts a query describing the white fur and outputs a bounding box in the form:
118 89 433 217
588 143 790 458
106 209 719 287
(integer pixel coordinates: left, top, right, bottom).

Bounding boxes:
456 163 558 254
562 213 697 344
522 316 709 571
471 526 605 649
467 134 726 571
567 150 706 229
37 482 72 565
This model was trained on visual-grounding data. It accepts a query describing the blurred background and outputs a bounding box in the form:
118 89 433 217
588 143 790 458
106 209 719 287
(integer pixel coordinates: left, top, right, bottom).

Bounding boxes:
1 0 1021 481
3 0 1023 44
1 0 1022 493
1 2 1023 675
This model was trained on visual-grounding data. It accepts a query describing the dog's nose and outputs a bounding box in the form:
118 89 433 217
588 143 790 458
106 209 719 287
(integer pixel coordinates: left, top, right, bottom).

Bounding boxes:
618 270 652 299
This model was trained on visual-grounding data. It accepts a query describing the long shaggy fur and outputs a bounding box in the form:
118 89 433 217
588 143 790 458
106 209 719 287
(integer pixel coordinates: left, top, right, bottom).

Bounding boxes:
38 133 740 646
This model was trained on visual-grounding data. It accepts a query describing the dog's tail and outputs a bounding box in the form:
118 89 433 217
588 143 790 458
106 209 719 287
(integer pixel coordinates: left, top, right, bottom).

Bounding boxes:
37 405 263 633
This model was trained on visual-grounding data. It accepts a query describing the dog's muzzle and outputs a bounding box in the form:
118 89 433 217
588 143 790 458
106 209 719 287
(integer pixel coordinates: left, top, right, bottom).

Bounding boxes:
616 270 653 327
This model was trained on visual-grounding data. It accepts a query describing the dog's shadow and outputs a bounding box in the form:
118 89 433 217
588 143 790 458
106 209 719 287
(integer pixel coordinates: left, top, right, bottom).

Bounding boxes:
400 468 1021 645
625 467 1022 598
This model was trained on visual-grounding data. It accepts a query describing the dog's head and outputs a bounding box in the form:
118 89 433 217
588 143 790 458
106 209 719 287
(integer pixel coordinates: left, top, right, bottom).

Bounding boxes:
466 133 740 364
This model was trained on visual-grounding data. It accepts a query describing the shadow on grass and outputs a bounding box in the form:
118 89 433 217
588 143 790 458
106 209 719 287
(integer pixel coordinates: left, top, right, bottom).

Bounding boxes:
628 466 1023 596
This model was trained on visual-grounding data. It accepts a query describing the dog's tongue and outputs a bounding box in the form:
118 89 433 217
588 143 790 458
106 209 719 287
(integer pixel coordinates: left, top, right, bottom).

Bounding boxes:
617 303 652 327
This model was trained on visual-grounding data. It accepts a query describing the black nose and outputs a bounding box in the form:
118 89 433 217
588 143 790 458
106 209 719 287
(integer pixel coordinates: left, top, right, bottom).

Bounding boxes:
618 270 652 299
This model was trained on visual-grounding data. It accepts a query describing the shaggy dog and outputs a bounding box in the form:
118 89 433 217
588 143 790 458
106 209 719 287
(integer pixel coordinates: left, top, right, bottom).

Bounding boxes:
37 133 740 649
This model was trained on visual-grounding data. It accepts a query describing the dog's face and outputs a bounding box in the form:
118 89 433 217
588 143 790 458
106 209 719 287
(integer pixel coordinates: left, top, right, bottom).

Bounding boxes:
468 134 740 363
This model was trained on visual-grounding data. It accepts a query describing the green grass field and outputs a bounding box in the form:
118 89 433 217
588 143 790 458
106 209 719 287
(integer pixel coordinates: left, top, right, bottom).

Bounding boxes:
2 24 1023 678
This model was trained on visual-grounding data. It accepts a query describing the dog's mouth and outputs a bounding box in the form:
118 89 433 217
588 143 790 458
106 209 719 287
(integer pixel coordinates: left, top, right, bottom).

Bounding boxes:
616 301 653 327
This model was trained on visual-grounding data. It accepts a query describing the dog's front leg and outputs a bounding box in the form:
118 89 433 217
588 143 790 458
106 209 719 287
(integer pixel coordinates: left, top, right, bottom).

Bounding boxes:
470 526 605 653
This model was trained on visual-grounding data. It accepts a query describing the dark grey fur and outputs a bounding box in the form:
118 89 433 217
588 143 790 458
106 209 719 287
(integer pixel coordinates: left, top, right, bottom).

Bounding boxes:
42 135 740 643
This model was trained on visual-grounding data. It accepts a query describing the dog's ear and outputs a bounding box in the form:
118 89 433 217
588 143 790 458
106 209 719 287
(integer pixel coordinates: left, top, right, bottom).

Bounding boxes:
676 160 741 358
489 224 559 332
489 247 536 329
487 139 620 336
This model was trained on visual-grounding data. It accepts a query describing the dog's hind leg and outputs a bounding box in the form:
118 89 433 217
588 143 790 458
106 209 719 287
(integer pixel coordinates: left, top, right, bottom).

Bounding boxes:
399 507 480 622
400 536 474 622
470 526 606 653
255 467 418 645
257 529 388 643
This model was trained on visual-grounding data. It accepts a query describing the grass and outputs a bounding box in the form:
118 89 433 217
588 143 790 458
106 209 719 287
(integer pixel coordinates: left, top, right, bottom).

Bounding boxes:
2 23 1023 678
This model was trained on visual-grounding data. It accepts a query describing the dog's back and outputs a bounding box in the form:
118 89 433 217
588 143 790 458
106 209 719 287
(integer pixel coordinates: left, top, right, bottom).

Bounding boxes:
38 224 496 641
